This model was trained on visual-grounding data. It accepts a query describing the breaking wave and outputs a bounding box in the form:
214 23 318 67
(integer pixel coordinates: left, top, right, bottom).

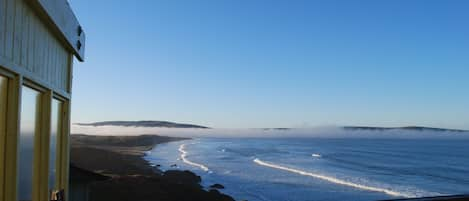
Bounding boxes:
253 158 434 198
178 143 210 172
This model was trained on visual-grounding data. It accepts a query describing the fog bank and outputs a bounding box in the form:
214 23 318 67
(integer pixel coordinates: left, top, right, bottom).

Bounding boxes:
72 125 469 139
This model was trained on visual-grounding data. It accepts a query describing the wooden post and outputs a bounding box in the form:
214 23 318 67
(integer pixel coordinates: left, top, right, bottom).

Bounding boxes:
61 99 71 201
4 75 22 201
0 75 9 201
39 90 52 201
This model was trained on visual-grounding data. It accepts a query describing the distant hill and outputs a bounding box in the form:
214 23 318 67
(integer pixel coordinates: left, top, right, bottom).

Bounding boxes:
261 128 292 131
343 126 468 133
75 121 210 129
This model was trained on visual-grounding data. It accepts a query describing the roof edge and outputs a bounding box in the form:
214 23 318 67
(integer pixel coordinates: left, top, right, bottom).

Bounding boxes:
28 0 86 61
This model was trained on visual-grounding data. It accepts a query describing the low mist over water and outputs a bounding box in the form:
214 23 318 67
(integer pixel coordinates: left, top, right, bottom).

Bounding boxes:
72 125 469 139
72 123 469 200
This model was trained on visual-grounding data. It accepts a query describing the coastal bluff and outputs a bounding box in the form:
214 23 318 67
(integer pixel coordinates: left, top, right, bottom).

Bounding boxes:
71 134 234 201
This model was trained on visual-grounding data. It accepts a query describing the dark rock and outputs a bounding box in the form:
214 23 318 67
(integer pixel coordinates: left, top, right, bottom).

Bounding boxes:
162 170 202 186
210 183 225 189
209 189 220 194
71 134 235 201
89 175 236 201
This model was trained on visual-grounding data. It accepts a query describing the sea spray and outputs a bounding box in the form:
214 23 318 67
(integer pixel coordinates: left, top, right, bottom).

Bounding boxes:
179 143 210 172
253 158 416 198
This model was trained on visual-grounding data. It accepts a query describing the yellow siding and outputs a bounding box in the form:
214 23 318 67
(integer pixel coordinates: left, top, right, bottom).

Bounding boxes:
4 75 21 201
0 76 8 201
0 0 71 93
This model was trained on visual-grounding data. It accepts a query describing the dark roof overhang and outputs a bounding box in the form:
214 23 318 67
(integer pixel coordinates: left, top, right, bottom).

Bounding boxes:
27 0 86 61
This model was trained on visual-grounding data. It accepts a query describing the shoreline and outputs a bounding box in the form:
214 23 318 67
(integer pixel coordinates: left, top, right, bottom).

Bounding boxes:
71 134 235 201
177 143 211 172
71 135 468 201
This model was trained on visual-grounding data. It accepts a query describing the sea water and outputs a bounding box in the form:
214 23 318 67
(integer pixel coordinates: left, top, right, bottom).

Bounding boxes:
145 138 469 201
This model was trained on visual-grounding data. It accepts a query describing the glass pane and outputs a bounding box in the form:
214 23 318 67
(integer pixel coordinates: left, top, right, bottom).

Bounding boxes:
49 99 62 191
19 87 41 201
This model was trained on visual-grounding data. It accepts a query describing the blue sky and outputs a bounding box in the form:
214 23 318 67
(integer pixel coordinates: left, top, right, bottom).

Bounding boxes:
68 0 469 129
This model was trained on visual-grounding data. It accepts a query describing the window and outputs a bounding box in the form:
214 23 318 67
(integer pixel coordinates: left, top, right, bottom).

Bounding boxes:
18 86 41 201
49 99 63 192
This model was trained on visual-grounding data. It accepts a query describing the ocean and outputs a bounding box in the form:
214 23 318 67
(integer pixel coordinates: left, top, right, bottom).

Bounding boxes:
144 138 469 201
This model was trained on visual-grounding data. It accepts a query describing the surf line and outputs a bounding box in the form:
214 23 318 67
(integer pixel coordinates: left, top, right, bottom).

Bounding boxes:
253 158 411 198
178 143 210 172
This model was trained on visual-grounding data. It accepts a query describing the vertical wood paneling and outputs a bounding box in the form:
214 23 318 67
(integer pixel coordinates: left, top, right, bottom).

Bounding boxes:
1 1 78 200
1 0 71 93
0 0 6 56
43 26 48 80
33 16 40 75
47 31 52 82
54 43 58 88
37 20 44 78
20 1 29 67
66 54 72 91
51 42 55 87
27 6 34 72
5 0 14 60
13 0 22 65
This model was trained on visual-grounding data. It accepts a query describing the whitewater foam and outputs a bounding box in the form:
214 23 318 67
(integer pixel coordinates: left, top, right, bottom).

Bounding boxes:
312 153 321 158
253 158 417 198
178 144 210 172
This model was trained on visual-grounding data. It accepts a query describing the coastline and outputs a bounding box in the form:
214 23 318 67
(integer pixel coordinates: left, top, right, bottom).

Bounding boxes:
70 134 235 201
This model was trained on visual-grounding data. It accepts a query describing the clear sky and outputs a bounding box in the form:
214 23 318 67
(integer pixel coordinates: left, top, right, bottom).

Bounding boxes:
68 0 469 129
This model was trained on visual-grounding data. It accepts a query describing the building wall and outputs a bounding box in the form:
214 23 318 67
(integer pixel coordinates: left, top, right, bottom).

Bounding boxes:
0 0 81 201
0 0 72 94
